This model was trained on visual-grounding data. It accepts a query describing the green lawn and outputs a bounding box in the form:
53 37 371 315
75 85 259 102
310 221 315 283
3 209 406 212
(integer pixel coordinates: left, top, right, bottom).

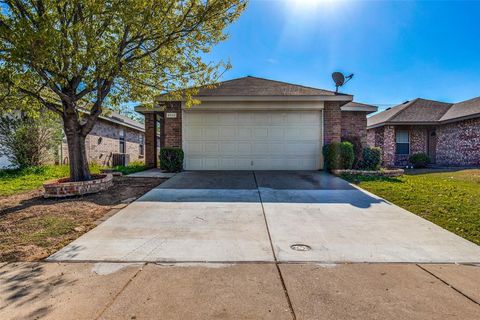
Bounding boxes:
0 162 150 197
112 161 148 175
0 165 102 197
342 169 480 245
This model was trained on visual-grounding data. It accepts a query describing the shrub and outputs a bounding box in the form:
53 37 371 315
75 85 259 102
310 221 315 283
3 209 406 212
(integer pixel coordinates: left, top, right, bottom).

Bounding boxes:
342 136 363 169
360 147 382 170
159 147 184 172
322 141 354 171
0 111 62 168
409 153 430 168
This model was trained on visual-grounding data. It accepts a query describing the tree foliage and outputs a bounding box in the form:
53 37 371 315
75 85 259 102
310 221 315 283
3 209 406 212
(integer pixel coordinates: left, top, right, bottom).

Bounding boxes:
0 0 246 180
0 110 62 168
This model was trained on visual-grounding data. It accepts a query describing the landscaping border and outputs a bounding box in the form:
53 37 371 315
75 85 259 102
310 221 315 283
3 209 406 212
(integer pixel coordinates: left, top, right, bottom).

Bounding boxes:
332 169 404 177
43 173 113 198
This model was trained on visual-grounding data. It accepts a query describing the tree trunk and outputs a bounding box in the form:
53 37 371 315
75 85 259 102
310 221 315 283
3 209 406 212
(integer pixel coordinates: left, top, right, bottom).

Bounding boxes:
63 115 91 182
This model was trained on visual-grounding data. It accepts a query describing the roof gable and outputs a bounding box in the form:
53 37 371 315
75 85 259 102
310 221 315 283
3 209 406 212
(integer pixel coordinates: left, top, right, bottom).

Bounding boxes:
440 96 480 121
368 96 480 128
392 98 452 122
367 98 453 128
195 76 341 97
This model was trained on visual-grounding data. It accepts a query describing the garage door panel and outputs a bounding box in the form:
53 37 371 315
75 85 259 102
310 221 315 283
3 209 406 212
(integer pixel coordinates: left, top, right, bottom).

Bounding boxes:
238 128 252 139
254 113 270 124
185 127 203 140
183 111 323 170
204 128 220 139
186 143 203 153
286 113 302 123
253 128 268 139
269 127 284 139
218 113 236 124
238 113 254 123
220 127 236 138
204 158 219 169
253 143 270 154
238 143 252 154
185 112 204 124
271 113 284 124
269 143 284 154
220 142 236 153
284 143 317 154
204 142 219 153
187 157 203 169
285 128 302 140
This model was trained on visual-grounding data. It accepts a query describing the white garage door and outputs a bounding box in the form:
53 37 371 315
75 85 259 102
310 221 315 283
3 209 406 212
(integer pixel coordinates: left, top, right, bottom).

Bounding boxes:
183 110 323 170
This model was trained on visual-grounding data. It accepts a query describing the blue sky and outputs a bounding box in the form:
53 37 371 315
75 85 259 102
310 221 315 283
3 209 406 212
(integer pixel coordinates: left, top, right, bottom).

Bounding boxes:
206 0 480 111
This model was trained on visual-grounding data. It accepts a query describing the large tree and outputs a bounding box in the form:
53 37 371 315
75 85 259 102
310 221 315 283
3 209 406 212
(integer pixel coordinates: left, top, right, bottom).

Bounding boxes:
0 0 246 181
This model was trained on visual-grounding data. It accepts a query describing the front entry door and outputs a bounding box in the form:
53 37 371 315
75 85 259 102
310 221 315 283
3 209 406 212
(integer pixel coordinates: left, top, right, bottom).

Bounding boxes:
427 129 437 163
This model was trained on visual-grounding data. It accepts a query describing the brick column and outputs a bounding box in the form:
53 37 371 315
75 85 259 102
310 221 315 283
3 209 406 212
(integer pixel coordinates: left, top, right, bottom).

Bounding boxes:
340 111 368 147
144 113 157 168
163 101 182 148
383 125 395 167
323 101 342 144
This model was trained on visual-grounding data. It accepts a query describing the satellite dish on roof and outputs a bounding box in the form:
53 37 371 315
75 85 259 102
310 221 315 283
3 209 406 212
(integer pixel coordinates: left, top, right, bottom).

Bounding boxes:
332 72 354 93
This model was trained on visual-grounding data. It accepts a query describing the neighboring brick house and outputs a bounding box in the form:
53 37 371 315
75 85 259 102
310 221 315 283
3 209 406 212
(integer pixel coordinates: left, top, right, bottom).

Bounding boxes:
367 97 480 167
59 111 146 167
136 76 377 170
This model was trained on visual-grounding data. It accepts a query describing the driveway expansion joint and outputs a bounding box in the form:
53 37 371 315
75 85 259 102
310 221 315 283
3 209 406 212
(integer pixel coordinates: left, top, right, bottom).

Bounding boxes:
416 264 480 307
253 171 297 320
95 263 146 320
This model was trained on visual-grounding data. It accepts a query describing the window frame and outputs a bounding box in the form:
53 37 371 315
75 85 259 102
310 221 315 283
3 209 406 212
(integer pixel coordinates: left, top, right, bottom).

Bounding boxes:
395 129 410 155
139 135 144 156
119 129 126 154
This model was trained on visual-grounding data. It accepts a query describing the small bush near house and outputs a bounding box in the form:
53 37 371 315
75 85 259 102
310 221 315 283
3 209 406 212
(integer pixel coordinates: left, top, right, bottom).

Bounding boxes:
409 153 430 168
322 142 354 171
361 147 382 170
342 136 363 169
160 147 184 172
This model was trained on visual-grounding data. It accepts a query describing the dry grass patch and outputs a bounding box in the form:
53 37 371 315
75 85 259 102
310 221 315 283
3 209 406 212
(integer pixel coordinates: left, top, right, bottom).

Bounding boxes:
0 176 164 262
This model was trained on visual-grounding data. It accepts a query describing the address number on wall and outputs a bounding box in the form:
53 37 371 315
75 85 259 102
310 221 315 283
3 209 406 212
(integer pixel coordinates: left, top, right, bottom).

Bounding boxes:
166 112 177 118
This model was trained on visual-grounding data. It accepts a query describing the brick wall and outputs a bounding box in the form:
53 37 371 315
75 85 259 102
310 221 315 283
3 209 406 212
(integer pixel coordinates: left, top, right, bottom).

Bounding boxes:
162 102 182 148
368 125 429 167
323 101 342 144
369 120 480 167
436 118 480 166
61 118 144 167
341 111 368 147
367 126 395 167
382 126 396 167
409 126 428 154
145 113 157 168
367 129 376 147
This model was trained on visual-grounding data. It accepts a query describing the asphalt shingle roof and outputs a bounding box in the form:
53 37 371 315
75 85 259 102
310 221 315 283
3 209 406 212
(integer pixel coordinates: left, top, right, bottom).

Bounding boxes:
440 96 480 121
367 97 480 128
195 76 342 97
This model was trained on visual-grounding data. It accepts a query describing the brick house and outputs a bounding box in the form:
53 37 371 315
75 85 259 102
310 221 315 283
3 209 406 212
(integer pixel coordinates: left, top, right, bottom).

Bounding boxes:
367 97 480 167
136 76 377 170
59 110 146 167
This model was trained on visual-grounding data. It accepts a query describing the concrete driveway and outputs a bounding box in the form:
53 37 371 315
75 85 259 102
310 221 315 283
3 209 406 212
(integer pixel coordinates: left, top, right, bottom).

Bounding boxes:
49 171 480 263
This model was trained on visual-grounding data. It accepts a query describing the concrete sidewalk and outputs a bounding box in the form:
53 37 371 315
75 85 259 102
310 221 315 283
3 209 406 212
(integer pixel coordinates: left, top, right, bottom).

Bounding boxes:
1 262 479 320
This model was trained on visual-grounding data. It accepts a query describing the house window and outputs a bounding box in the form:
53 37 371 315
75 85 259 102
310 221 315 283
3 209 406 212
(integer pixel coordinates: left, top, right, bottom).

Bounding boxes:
395 129 409 155
119 129 126 154
139 135 144 156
